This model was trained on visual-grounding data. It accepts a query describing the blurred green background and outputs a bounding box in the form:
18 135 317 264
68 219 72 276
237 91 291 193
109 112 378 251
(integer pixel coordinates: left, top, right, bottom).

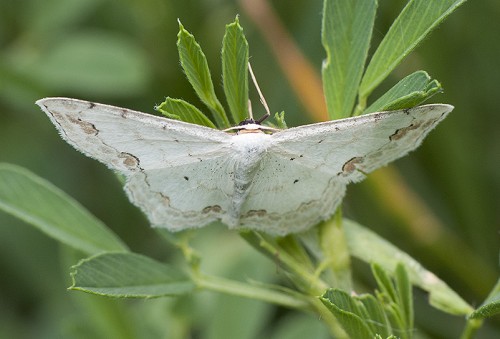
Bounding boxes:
0 0 499 338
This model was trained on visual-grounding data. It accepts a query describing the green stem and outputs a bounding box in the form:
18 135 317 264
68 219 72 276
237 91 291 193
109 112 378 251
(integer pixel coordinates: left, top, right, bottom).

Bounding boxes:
318 212 352 291
195 273 311 311
353 94 367 116
256 235 329 294
460 318 483 339
196 273 348 338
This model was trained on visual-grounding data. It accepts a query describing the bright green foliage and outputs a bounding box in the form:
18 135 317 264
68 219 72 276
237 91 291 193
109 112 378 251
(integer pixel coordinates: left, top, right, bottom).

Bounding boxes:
321 289 381 338
321 0 377 119
343 219 473 316
470 278 500 319
321 0 467 117
274 112 288 129
0 163 127 255
321 264 413 338
372 264 413 338
70 252 195 297
222 16 249 124
364 71 442 113
156 97 216 128
358 0 467 100
177 21 230 128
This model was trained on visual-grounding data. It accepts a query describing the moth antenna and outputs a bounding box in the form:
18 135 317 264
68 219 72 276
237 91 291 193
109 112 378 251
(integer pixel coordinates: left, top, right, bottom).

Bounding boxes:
247 99 254 120
248 62 270 124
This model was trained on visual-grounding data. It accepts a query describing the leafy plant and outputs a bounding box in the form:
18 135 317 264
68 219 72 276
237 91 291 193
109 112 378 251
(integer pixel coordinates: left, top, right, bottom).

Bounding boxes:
2 0 499 338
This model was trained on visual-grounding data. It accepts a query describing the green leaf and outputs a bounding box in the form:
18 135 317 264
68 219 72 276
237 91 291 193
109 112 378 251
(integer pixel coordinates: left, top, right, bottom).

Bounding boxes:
470 277 500 319
177 21 230 128
155 97 216 128
0 163 127 255
359 0 467 100
321 266 414 338
358 294 391 337
371 264 412 339
394 264 413 332
320 289 377 338
321 0 377 119
240 231 327 294
364 71 442 113
70 252 195 297
344 219 473 315
222 16 249 124
274 111 288 129
372 264 398 305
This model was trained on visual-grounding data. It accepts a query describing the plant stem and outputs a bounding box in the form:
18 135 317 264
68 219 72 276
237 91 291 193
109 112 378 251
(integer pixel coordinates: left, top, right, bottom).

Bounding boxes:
353 95 367 116
255 234 330 294
318 212 352 291
460 318 483 339
195 273 311 311
196 273 348 338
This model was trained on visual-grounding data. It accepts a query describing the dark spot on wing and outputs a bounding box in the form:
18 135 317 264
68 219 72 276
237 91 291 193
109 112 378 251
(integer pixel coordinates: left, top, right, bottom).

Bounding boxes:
68 116 98 135
318 139 324 144
342 156 364 174
184 176 189 181
389 122 421 141
88 102 96 109
290 157 295 161
202 205 222 213
246 209 267 217
293 179 299 184
119 152 140 169
120 109 128 118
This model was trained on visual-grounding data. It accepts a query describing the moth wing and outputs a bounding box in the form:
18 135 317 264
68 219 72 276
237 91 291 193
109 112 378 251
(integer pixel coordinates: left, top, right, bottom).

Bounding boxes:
37 98 231 172
237 152 347 235
37 97 233 230
236 104 452 235
272 104 453 182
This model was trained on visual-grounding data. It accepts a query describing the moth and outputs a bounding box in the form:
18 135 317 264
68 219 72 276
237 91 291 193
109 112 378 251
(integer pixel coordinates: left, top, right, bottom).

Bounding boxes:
37 97 452 235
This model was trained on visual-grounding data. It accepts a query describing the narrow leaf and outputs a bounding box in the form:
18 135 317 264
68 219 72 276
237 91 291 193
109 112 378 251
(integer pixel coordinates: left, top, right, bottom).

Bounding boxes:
0 163 127 255
372 264 398 304
358 294 391 337
364 71 442 113
70 252 195 297
469 277 500 319
372 264 412 339
177 21 230 128
344 218 473 315
395 263 413 331
359 0 467 99
274 111 288 129
321 289 376 338
321 0 377 119
222 16 249 124
155 97 216 128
